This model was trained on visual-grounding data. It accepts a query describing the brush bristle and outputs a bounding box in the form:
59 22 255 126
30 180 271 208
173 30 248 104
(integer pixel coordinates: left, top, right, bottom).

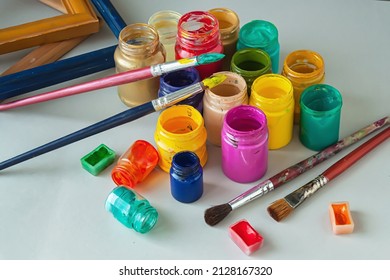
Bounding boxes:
204 203 232 226
267 199 294 222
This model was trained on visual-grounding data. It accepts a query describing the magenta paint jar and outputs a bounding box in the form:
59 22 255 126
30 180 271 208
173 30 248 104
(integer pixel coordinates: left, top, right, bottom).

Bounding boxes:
221 105 268 183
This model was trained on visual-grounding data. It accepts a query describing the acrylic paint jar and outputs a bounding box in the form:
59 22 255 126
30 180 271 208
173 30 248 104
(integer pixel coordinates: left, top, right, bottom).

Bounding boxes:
114 23 166 107
105 186 158 234
154 104 208 172
208 8 240 71
203 71 248 146
158 67 203 113
250 74 294 150
221 105 268 183
237 20 280 74
111 140 159 188
148 10 182 62
300 84 343 151
170 151 203 203
230 48 272 94
175 11 224 79
281 50 325 123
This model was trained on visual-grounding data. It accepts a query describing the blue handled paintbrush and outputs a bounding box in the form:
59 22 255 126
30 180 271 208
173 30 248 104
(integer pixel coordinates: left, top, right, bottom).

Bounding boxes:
0 74 226 171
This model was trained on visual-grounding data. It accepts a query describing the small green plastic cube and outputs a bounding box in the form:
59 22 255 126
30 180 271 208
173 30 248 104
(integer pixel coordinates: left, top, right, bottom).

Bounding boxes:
81 144 116 176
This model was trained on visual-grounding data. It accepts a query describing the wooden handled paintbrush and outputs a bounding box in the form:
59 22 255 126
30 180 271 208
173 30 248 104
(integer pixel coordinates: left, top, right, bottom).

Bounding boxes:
204 116 390 226
267 126 390 222
0 74 226 171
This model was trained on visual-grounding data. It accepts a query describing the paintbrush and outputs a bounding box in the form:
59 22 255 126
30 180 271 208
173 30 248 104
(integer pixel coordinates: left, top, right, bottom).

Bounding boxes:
267 126 390 222
0 53 224 111
204 116 390 226
0 74 226 171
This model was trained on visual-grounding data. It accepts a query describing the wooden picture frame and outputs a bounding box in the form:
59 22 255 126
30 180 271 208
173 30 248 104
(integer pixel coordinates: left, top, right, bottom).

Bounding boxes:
0 0 99 55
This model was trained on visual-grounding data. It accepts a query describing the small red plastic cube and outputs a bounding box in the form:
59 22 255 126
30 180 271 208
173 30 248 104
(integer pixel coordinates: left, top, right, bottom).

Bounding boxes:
229 219 264 255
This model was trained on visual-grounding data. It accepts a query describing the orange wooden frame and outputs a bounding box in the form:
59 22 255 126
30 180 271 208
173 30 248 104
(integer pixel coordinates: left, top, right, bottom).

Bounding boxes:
0 0 99 55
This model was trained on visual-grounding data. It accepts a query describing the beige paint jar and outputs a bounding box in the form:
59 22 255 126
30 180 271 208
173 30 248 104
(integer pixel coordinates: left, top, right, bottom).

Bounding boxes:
203 71 248 146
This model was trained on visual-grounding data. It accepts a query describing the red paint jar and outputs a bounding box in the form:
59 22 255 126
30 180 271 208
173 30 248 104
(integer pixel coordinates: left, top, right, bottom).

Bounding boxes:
175 11 224 79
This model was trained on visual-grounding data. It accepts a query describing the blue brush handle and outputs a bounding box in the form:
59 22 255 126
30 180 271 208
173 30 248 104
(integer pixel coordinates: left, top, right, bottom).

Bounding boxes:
91 0 128 38
0 45 116 101
0 102 155 171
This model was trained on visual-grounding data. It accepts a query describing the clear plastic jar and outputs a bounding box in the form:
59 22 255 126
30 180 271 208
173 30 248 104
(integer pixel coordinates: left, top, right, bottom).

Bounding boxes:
105 186 158 234
221 105 268 183
208 8 240 71
154 104 207 172
175 11 223 79
250 74 294 150
281 49 325 123
114 23 166 107
148 10 182 62
203 71 248 146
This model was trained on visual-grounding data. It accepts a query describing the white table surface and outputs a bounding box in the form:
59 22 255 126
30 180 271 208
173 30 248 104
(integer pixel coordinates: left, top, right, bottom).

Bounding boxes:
1 0 389 260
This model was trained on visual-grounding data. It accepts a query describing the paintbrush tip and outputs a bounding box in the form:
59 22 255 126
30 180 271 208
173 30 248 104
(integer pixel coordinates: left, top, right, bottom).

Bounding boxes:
204 203 232 226
202 74 227 89
267 198 294 222
197 53 225 65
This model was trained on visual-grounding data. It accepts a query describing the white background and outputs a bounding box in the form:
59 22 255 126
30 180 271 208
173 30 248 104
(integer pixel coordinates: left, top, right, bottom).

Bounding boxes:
0 0 389 260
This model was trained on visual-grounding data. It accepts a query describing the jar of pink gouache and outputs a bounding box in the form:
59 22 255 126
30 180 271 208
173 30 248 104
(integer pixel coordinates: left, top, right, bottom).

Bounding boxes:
221 105 268 183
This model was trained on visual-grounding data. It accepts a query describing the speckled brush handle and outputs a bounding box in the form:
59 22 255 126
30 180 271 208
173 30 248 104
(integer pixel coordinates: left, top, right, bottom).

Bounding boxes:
285 126 390 209
270 116 389 188
227 117 389 210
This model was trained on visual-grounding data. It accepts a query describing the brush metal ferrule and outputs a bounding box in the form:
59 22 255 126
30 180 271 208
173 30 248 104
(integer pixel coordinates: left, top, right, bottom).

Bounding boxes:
228 180 274 210
284 175 328 209
151 82 204 111
151 59 197 77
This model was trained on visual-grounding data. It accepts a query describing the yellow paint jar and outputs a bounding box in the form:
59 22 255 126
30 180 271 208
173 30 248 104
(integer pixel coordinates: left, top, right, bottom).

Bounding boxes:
250 74 294 149
154 105 208 172
281 50 325 123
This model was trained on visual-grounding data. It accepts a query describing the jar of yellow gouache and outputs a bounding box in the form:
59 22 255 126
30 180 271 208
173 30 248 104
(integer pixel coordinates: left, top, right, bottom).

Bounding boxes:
154 105 208 172
250 74 294 149
114 23 166 107
281 50 325 123
208 8 240 71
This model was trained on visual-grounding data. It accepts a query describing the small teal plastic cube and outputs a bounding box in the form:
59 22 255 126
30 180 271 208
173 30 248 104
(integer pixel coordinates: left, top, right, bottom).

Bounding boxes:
81 144 116 176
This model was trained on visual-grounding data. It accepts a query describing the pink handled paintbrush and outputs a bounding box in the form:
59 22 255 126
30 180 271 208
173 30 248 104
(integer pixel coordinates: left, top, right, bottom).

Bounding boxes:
204 116 389 226
267 126 390 222
0 53 224 111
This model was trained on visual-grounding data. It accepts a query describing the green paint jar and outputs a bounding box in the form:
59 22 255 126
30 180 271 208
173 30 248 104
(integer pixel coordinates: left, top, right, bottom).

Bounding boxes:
230 48 272 95
299 84 343 151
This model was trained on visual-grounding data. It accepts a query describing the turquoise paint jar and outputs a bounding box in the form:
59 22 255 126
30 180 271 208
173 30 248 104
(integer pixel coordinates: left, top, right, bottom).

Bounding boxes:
237 20 280 74
299 84 343 151
105 186 158 234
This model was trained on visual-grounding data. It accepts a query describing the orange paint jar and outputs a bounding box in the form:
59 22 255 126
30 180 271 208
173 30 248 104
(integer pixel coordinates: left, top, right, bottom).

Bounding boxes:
281 50 325 123
111 140 159 188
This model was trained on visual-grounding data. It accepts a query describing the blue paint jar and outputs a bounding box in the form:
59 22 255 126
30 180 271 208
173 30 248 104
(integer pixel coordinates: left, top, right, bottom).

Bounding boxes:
170 151 203 203
158 67 203 113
